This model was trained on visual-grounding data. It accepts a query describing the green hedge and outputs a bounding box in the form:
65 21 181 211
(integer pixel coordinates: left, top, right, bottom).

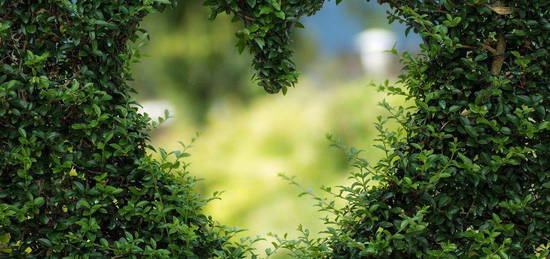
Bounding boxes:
2 0 548 257
208 0 550 257
0 1 253 257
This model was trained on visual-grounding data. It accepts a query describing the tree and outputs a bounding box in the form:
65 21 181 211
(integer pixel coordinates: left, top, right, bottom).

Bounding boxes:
206 0 549 257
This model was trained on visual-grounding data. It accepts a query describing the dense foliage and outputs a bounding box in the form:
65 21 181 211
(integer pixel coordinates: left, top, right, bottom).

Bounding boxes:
208 0 550 257
2 0 548 257
0 0 254 257
206 0 325 94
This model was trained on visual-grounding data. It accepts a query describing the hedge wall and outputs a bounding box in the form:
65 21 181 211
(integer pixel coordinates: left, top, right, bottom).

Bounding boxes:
2 0 549 258
0 1 252 257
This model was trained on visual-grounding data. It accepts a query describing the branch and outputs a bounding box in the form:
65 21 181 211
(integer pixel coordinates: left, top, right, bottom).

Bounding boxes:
491 33 506 75
482 44 498 55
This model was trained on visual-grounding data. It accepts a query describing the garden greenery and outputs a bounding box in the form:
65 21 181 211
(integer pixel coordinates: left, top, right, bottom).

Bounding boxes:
0 0 255 257
206 0 550 257
1 0 549 258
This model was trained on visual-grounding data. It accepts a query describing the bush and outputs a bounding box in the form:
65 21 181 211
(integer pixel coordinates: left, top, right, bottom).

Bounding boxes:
208 0 550 257
0 0 253 257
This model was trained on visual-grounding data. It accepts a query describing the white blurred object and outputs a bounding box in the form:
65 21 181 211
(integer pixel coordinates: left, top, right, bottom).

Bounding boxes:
138 100 176 127
356 29 396 76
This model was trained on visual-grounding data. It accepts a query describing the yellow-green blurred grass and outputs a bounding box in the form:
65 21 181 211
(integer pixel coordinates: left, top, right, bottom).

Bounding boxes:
149 77 406 253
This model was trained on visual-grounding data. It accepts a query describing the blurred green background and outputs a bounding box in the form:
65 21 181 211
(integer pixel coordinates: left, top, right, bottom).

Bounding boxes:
130 0 417 256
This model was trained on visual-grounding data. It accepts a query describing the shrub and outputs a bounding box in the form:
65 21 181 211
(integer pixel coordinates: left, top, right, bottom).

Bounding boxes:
208 0 550 257
0 0 253 257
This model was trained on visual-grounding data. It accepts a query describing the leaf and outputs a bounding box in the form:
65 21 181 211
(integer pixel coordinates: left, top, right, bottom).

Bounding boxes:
73 181 85 192
500 127 511 135
34 197 45 207
271 0 281 11
254 38 265 50
259 6 272 16
37 238 52 247
93 20 116 28
100 238 109 247
449 105 461 113
246 0 256 7
0 233 10 244
25 25 36 34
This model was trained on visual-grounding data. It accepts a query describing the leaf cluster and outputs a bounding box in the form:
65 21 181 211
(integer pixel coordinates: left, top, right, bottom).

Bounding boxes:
205 0 325 94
